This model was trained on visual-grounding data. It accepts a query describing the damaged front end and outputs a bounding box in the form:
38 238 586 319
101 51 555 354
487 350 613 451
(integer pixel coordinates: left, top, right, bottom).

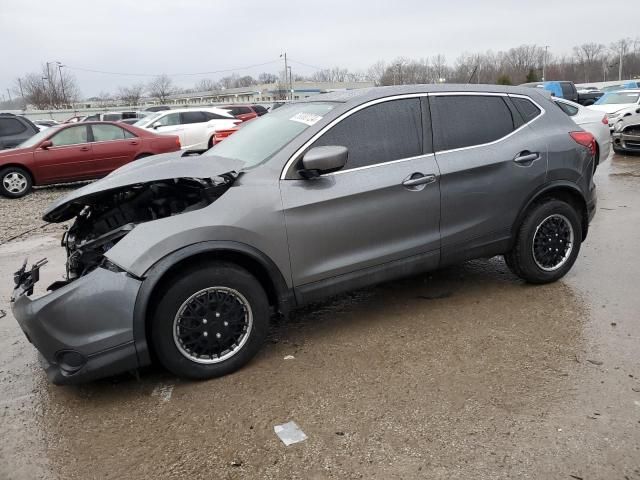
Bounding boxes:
61 174 238 281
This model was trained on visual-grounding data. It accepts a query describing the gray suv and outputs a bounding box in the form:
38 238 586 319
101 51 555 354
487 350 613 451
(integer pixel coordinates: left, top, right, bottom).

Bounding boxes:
11 85 598 384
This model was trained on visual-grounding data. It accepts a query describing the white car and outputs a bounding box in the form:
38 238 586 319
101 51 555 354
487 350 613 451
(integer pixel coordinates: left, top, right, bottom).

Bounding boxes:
587 89 640 129
134 108 239 150
554 97 611 165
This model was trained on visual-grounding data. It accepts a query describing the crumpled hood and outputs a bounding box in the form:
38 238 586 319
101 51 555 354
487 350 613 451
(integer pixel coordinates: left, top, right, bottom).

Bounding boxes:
43 152 245 222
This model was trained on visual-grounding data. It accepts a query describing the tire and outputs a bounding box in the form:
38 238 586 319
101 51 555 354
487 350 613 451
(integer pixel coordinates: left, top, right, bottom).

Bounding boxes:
505 199 582 284
0 166 33 198
151 261 269 380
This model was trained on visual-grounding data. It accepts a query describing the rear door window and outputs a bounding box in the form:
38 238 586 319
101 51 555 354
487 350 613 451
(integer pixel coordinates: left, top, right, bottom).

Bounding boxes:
203 111 233 120
91 124 128 141
431 95 516 151
181 111 208 124
310 98 423 169
0 118 27 136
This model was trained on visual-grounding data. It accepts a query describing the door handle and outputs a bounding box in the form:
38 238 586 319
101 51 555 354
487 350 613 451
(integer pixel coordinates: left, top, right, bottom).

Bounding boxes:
129 141 139 145
513 151 540 164
79 146 90 152
402 173 437 187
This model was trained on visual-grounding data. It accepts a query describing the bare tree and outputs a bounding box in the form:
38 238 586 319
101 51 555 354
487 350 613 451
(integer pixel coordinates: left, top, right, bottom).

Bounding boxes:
15 64 80 109
430 54 448 82
148 74 174 103
366 60 386 86
194 78 219 92
258 72 278 84
118 83 145 106
573 43 606 82
610 38 633 80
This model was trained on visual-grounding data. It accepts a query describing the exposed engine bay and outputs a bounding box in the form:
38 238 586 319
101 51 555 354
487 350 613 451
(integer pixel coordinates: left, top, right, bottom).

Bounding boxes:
62 174 238 280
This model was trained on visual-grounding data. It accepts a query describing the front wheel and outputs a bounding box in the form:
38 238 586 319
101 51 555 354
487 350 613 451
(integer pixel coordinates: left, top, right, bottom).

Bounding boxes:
0 166 32 198
505 199 582 284
151 262 270 380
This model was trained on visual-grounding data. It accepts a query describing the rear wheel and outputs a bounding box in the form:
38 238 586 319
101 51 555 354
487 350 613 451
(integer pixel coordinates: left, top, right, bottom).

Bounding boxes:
151 262 269 380
505 199 582 284
0 166 32 198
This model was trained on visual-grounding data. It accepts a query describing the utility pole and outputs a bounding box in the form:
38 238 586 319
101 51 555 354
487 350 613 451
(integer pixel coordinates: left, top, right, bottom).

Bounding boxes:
280 52 289 100
57 62 68 107
287 66 293 101
542 45 549 81
618 48 623 81
17 78 26 109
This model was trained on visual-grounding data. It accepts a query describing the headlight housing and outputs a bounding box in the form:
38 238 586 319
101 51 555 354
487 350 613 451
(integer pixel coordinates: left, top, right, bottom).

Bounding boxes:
614 122 624 132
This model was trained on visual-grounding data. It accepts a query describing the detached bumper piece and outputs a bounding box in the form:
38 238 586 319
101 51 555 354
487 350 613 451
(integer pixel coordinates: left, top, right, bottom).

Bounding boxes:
11 263 143 385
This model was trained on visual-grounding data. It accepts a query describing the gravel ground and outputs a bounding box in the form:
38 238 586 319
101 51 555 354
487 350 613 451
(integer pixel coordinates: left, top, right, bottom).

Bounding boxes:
0 184 88 244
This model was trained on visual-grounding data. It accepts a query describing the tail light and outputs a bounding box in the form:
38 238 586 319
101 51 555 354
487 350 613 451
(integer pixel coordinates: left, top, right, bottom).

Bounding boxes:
570 131 596 157
601 115 608 125
175 137 181 148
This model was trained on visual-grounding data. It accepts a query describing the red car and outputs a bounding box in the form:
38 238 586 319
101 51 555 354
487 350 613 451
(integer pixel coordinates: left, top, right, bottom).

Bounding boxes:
219 104 268 122
0 122 180 198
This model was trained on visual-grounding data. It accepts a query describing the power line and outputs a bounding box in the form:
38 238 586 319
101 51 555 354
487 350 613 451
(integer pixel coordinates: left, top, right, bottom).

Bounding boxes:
288 59 327 71
63 60 282 78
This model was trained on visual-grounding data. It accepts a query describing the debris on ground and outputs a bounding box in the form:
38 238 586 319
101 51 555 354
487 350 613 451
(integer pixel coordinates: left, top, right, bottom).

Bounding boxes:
151 383 174 403
274 421 307 446
230 460 242 467
586 359 604 366
283 355 295 360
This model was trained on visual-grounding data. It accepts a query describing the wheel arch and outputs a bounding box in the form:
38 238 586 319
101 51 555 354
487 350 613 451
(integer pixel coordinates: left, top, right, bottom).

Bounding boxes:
132 241 294 366
0 163 35 184
512 182 589 247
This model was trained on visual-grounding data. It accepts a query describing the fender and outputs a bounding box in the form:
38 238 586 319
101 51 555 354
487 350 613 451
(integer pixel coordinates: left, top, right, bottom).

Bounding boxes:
131 240 293 366
511 180 589 245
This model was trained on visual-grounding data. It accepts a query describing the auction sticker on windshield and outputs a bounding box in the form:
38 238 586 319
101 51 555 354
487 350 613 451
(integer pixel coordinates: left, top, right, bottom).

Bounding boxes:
289 112 323 126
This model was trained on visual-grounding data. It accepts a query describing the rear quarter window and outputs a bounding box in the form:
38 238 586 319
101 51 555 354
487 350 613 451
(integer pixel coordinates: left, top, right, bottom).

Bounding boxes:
511 97 542 122
431 95 516 151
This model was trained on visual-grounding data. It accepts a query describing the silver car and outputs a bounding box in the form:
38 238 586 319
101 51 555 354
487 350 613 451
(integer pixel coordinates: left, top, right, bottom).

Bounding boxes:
11 85 598 384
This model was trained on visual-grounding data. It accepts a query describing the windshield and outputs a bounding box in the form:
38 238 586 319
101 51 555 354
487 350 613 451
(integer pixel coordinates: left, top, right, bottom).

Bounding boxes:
595 92 640 105
134 112 163 127
205 102 335 167
17 127 61 148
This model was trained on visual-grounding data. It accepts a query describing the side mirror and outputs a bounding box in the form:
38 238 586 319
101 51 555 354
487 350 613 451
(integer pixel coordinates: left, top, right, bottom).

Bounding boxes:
152 122 161 129
300 146 348 178
40 140 53 149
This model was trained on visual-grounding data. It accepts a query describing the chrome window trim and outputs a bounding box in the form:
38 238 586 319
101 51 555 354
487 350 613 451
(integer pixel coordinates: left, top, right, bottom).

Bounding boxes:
280 91 546 179
327 153 436 176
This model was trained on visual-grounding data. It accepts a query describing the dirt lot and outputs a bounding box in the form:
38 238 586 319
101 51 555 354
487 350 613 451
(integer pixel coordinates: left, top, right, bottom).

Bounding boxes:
1 155 639 480
0 183 85 243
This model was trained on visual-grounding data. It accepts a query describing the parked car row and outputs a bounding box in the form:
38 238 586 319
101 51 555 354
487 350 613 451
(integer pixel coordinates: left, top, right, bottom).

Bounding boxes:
520 81 603 106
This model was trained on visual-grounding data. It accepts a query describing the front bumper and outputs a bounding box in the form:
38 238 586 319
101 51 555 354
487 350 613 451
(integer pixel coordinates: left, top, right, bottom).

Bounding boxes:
612 131 640 153
11 265 143 385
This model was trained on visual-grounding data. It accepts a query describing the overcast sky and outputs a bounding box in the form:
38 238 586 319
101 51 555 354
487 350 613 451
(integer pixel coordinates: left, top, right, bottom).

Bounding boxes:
1 0 637 97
